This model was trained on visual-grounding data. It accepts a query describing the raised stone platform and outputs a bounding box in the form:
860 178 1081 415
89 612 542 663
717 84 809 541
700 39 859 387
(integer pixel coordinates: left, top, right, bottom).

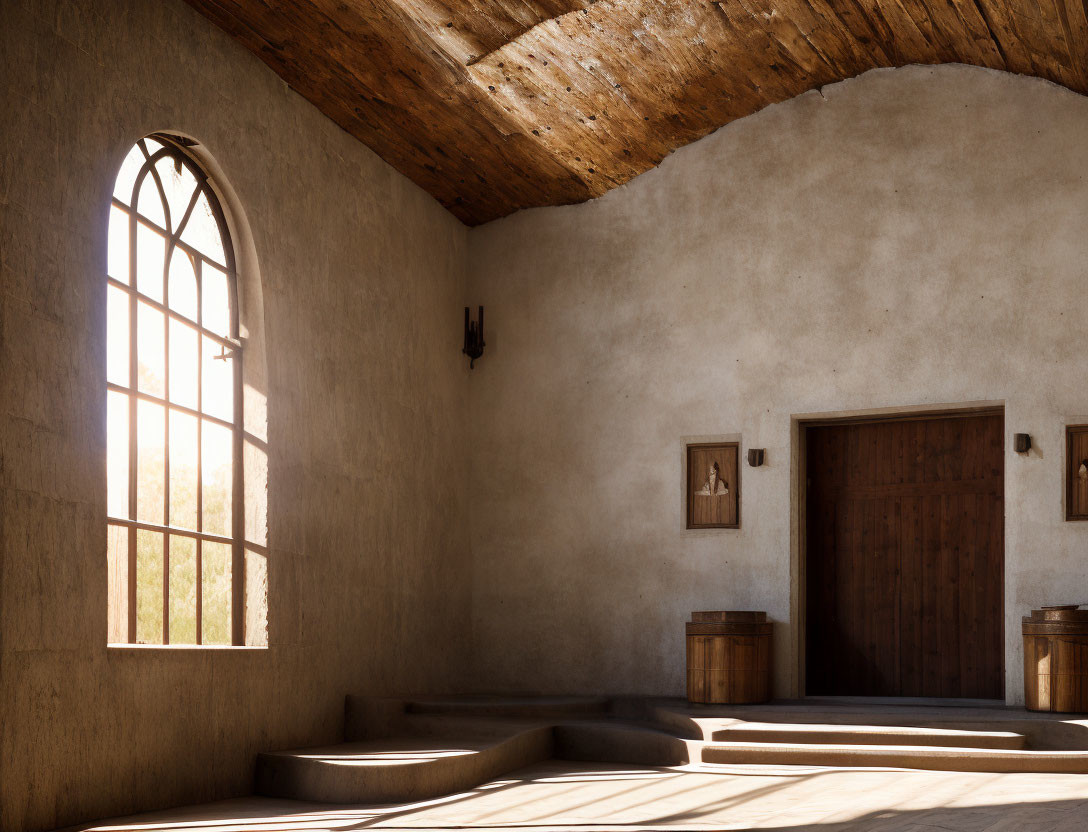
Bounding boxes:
254 696 1088 804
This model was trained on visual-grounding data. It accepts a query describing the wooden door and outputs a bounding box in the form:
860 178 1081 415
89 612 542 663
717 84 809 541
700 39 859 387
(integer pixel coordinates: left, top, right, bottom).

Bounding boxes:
805 412 1004 698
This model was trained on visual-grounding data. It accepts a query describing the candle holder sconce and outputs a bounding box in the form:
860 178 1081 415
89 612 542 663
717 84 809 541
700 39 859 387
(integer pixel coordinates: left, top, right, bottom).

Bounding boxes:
463 305 485 369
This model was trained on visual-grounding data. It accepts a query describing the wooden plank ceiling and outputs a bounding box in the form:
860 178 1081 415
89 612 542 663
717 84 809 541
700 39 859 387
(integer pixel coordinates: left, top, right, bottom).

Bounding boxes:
184 1 1088 225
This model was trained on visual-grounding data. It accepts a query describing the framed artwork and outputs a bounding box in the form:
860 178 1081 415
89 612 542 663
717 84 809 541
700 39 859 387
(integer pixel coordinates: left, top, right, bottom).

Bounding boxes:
686 442 740 529
1067 425 1088 520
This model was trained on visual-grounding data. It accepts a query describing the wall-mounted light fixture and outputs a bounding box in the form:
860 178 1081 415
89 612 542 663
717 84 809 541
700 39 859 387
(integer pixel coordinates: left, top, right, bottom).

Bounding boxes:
463 306 485 369
747 449 765 467
1014 433 1032 454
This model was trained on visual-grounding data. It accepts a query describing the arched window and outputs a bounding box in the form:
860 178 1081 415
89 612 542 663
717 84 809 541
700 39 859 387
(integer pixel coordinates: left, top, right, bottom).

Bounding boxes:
106 135 243 645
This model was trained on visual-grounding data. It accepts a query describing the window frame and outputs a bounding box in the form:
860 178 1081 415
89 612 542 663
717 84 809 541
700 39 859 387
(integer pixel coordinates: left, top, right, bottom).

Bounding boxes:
107 134 245 646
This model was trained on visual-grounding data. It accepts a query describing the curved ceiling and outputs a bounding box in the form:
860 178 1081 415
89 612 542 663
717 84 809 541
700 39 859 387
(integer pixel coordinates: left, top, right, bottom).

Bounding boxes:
183 0 1088 225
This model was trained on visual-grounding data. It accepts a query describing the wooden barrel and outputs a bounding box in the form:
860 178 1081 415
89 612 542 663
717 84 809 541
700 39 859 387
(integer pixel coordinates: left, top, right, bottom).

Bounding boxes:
686 611 772 704
1023 606 1088 713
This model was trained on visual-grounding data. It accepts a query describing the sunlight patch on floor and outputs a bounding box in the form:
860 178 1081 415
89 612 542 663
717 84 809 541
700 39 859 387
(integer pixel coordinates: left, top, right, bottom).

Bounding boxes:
78 760 1088 831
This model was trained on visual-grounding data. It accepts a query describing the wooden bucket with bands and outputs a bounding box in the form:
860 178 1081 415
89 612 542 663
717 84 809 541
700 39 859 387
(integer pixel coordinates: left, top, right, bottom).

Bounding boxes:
686 611 772 704
1023 606 1088 713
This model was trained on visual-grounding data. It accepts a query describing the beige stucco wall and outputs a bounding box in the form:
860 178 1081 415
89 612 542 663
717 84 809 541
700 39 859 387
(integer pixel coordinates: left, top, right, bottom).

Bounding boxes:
1 1 470 830
467 65 1088 705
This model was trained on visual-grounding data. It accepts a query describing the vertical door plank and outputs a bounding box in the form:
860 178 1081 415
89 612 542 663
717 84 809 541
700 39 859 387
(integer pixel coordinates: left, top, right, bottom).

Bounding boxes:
898 495 922 697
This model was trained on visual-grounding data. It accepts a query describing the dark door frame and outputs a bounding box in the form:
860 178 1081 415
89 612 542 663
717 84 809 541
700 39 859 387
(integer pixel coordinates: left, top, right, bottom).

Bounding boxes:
792 403 1006 701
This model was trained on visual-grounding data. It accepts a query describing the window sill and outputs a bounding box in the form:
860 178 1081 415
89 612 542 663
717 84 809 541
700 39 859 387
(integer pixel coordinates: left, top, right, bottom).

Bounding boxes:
107 643 267 651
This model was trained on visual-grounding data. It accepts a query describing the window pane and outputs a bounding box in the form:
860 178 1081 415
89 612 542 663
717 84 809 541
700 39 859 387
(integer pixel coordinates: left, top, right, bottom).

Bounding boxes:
202 263 231 336
169 536 197 644
201 334 234 422
107 524 129 643
136 399 165 523
168 318 198 409
201 420 232 537
169 410 198 530
135 168 167 228
106 285 129 386
180 190 226 266
135 222 166 303
106 390 129 518
136 301 165 397
168 249 198 321
113 144 146 206
108 205 130 284
135 529 163 644
202 541 231 645
155 156 198 233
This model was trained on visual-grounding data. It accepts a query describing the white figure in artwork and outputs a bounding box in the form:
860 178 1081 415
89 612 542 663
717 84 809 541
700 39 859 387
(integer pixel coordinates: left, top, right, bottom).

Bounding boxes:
696 461 729 496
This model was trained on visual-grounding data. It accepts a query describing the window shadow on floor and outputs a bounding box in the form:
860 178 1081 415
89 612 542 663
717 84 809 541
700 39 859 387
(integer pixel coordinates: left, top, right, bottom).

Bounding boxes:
72 761 1088 832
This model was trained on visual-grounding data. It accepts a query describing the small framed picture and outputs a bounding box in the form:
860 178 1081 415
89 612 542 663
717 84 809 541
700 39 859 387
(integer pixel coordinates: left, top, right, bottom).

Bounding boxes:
1067 425 1088 520
686 442 740 529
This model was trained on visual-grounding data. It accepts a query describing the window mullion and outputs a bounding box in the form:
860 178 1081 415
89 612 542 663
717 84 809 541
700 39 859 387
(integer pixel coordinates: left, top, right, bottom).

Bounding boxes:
127 204 139 643
231 299 244 646
163 240 172 646
196 257 204 645
196 537 203 647
103 517 234 547
107 383 234 431
145 157 173 237
173 183 202 246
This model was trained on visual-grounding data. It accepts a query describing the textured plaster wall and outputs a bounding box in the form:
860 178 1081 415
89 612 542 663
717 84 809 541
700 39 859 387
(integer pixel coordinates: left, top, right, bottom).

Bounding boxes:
1 1 470 830
467 65 1088 705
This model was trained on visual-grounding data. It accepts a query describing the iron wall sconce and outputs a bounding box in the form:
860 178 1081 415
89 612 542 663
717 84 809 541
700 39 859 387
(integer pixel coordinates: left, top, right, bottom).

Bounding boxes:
1014 433 1032 454
463 305 485 369
747 449 765 467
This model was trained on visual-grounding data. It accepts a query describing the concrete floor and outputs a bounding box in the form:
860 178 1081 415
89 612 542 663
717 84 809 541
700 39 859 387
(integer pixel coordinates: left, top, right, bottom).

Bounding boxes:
72 759 1088 831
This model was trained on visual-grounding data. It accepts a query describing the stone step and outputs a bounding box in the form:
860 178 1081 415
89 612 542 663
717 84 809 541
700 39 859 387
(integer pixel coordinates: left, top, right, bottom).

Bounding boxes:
258 697 1088 805
255 720 552 804
406 695 611 719
699 741 1088 773
343 696 606 742
712 722 1027 749
554 720 694 766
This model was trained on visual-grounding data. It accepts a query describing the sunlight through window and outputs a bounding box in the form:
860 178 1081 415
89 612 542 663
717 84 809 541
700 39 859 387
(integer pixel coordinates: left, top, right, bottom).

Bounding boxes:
106 136 242 646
